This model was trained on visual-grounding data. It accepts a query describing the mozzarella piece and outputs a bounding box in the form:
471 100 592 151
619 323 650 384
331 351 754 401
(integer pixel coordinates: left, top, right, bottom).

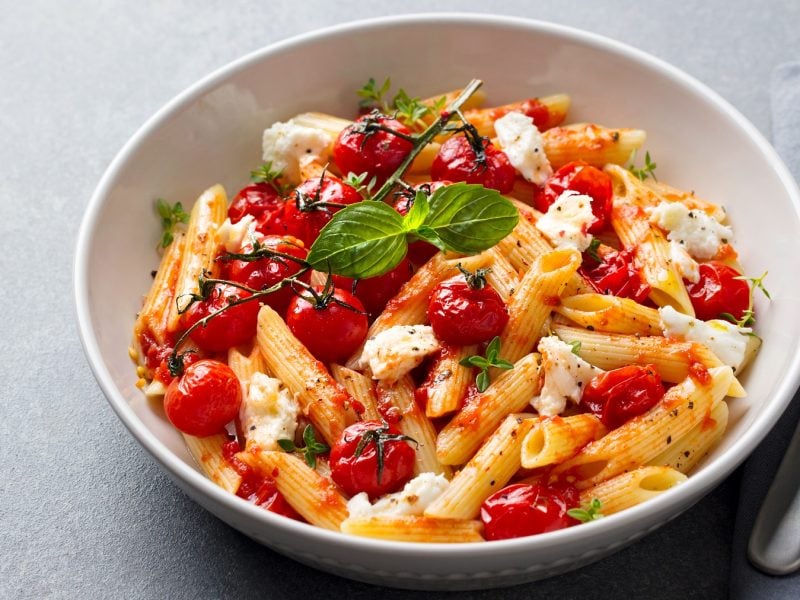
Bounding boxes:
659 305 751 372
346 473 450 519
261 119 331 184
216 215 255 252
649 201 733 260
531 336 604 416
669 240 700 283
535 190 595 251
240 372 300 451
361 325 440 382
494 111 553 185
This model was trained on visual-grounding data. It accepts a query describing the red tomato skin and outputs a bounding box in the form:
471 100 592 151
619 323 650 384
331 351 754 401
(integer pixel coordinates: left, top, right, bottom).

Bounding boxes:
329 421 416 498
285 287 369 364
228 182 285 234
164 360 242 437
427 278 509 345
431 136 515 194
582 248 651 304
332 257 413 318
535 161 613 233
686 261 750 321
224 235 309 314
481 483 580 541
581 364 665 429
279 176 361 246
333 115 414 185
180 284 260 353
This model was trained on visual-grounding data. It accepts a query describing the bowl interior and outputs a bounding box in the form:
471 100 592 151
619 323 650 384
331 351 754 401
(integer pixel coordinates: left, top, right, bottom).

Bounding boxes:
77 14 800 567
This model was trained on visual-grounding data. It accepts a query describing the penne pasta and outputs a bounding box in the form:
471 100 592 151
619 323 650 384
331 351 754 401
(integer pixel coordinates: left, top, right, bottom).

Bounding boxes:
184 434 241 494
462 93 571 137
520 414 607 469
553 293 662 336
341 515 483 543
649 400 728 473
424 345 477 418
330 364 382 422
579 466 687 516
543 123 646 169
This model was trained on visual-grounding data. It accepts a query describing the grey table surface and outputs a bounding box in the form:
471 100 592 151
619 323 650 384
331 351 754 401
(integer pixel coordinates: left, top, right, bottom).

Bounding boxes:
3 1 799 598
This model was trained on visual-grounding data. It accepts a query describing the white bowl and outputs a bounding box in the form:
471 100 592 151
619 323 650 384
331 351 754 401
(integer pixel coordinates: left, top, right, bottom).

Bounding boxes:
75 13 800 590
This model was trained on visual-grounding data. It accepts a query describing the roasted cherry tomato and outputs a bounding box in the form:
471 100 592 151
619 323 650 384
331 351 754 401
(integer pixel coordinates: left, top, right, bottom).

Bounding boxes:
280 175 361 246
228 182 285 235
164 359 242 437
686 261 750 321
223 234 309 314
582 247 651 304
333 113 414 185
285 286 368 363
427 270 509 345
392 181 450 266
332 257 413 318
329 420 416 498
480 483 580 541
431 135 515 194
180 283 260 353
581 364 665 429
535 161 613 233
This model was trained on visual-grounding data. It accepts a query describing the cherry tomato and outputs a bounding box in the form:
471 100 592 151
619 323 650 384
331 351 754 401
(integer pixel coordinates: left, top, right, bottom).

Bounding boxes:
180 283 260 353
280 175 361 246
333 113 414 185
481 483 580 541
535 161 613 233
332 257 413 318
285 286 368 363
581 364 665 429
431 135 515 194
223 234 309 314
329 420 416 498
427 273 509 345
686 261 750 321
392 181 450 266
164 359 242 437
228 182 285 235
582 248 651 304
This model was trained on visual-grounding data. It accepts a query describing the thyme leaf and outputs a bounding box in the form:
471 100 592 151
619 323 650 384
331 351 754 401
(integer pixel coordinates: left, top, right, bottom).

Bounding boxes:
628 150 658 181
459 336 514 392
277 425 329 469
156 199 189 248
567 498 604 523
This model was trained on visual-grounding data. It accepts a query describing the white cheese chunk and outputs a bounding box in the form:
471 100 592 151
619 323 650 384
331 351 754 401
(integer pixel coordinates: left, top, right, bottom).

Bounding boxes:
216 215 255 253
261 119 331 184
361 325 440 383
240 372 300 451
346 473 450 519
669 240 700 283
494 111 553 185
659 306 751 372
531 335 603 416
535 190 595 251
649 201 733 260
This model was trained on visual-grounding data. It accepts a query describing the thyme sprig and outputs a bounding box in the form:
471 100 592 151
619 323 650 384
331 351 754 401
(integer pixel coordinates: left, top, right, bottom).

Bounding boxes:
356 77 442 129
628 150 658 181
720 270 770 328
459 336 514 392
344 171 378 201
350 421 418 483
277 425 329 469
156 199 190 248
567 498 604 523
250 161 292 196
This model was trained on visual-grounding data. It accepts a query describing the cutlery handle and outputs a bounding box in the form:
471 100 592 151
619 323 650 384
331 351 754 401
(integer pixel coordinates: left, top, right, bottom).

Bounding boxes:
748 417 800 575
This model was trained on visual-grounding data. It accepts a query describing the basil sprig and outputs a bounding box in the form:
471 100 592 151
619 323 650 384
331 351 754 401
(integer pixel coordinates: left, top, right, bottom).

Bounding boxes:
307 183 518 279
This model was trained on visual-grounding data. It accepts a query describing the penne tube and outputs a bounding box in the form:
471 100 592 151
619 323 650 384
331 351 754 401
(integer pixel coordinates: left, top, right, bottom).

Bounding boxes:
436 353 542 466
166 185 228 332
548 366 733 489
426 414 537 519
341 515 483 543
462 93 571 137
643 179 727 222
184 434 241 494
227 345 266 382
553 293 662 336
483 246 519 301
291 111 350 141
551 324 746 398
255 305 350 447
543 123 646 169
376 375 450 477
520 414 607 469
579 466 687 516
239 449 348 531
330 364 382 421
424 345 478 418
649 400 728 473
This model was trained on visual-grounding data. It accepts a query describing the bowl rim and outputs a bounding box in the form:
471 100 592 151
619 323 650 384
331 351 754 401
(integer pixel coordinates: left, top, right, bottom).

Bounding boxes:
74 12 800 558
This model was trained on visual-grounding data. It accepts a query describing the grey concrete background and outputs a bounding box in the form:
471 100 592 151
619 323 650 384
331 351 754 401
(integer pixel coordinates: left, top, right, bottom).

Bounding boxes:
2 1 799 598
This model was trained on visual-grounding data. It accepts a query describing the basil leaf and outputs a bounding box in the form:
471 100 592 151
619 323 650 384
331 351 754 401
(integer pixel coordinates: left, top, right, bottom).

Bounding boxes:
425 183 519 253
307 202 408 278
402 190 429 231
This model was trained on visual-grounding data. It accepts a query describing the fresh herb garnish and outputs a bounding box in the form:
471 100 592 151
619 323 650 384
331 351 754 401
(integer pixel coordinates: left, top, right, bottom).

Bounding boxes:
567 498 604 523
307 182 518 279
569 340 582 355
392 88 432 129
344 171 378 200
357 77 392 110
459 336 514 392
628 150 658 181
277 424 330 469
352 421 418 483
156 199 190 248
585 238 602 262
720 270 770 328
250 161 292 196
355 77 434 129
